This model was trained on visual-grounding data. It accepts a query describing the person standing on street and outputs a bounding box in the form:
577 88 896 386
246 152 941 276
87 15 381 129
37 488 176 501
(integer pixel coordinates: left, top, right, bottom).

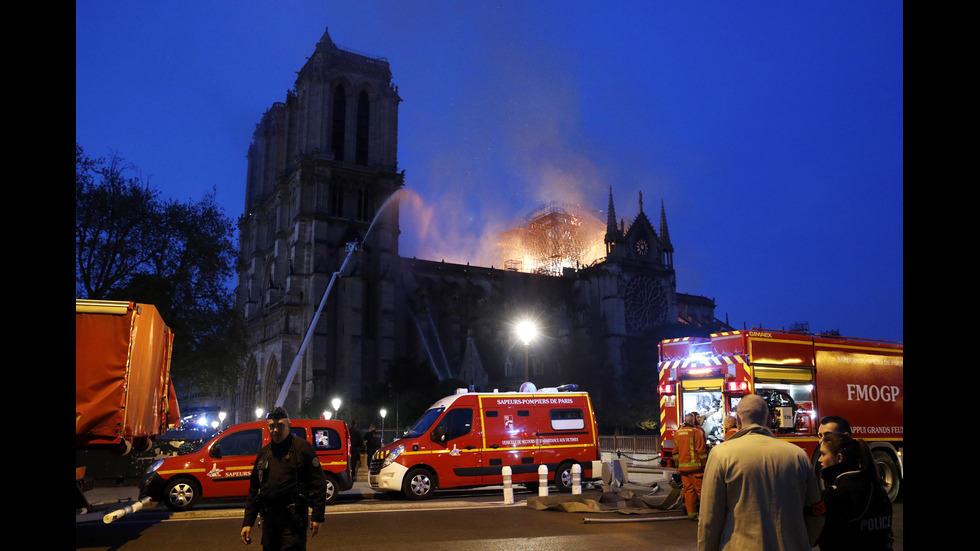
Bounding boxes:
241 407 327 550
364 423 379 459
816 415 852 479
349 420 363 480
722 415 738 441
698 394 825 551
675 413 707 520
818 415 851 444
816 433 893 550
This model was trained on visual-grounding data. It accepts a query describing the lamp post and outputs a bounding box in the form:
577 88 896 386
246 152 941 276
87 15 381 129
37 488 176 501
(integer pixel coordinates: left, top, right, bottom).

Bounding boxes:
516 320 538 382
332 397 342 420
255 408 264 420
380 408 387 446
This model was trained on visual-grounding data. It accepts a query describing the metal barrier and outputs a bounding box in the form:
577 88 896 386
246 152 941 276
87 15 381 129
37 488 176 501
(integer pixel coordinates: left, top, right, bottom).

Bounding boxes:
599 435 660 454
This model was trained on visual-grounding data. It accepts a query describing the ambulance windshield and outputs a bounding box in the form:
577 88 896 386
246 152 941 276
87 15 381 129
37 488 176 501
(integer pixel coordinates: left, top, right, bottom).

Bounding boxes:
403 407 445 439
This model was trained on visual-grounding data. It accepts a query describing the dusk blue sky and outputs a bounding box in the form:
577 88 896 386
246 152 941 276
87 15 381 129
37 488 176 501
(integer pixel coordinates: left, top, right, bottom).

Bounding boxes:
76 2 903 342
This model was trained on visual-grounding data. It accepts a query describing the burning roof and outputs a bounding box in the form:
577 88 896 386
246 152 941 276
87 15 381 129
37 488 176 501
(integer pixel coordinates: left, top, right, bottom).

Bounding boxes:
493 201 606 276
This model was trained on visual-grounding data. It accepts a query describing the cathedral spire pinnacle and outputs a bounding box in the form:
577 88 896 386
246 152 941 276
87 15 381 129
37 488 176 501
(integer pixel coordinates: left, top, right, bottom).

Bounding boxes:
659 200 672 250
317 27 337 50
605 186 619 243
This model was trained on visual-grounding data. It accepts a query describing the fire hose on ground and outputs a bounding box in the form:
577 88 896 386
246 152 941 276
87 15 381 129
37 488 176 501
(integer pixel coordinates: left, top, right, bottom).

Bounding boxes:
102 496 153 524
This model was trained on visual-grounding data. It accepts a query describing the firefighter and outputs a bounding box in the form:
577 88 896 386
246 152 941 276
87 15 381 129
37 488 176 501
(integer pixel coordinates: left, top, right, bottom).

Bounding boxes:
723 415 738 440
676 412 708 520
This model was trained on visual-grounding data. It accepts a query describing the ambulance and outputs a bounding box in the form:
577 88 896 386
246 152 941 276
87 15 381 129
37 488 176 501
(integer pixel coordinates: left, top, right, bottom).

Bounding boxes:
369 384 601 499
657 330 903 500
139 418 353 510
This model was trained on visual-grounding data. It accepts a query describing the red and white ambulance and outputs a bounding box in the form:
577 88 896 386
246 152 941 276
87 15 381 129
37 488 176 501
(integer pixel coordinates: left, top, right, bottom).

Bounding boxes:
657 329 903 500
369 384 601 499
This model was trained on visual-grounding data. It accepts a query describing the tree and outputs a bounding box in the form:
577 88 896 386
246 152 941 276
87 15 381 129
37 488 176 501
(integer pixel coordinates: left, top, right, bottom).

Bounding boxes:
75 143 246 394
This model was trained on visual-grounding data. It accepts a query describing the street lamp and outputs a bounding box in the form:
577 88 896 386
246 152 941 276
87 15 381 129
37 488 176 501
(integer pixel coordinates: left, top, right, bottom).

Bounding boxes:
516 319 538 382
323 410 332 420
380 408 387 446
255 408 264 420
332 397 342 419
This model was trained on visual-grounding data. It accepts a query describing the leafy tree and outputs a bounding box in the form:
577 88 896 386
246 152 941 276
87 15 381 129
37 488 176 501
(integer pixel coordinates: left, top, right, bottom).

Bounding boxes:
75 143 246 394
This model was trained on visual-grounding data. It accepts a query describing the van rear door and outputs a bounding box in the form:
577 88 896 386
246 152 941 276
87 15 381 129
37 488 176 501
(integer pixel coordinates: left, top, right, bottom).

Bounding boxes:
534 401 591 472
310 423 351 483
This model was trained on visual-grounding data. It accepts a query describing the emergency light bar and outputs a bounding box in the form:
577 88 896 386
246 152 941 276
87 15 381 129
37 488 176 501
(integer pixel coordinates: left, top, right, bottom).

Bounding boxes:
681 363 737 379
726 381 749 394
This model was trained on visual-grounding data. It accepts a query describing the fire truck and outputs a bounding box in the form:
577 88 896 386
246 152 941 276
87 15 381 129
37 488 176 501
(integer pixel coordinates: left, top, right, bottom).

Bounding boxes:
657 329 903 500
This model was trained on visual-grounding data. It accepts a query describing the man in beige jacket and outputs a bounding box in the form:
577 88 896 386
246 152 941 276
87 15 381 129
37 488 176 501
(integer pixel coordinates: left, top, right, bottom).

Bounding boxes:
697 394 825 551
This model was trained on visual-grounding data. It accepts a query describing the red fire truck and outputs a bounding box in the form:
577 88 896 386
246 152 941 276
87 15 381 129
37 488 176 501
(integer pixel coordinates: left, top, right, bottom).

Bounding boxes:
657 329 903 500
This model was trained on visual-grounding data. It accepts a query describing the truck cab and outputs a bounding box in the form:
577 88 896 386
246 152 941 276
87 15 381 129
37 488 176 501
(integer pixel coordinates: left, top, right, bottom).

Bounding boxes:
140 418 353 510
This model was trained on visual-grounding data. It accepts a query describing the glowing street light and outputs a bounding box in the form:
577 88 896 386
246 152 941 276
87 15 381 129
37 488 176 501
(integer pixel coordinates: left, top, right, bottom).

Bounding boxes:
380 408 387 446
515 319 538 382
255 408 264 420
332 397 342 419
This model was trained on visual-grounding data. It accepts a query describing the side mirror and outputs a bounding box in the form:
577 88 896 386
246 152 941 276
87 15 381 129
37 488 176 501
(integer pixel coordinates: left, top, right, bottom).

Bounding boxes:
430 425 446 444
209 443 222 459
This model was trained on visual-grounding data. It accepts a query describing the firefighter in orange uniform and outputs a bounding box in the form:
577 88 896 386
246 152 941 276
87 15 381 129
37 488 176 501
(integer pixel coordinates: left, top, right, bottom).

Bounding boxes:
676 413 708 520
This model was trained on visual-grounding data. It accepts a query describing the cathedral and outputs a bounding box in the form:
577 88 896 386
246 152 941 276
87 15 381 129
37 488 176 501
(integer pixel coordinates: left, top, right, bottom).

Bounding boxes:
232 29 727 425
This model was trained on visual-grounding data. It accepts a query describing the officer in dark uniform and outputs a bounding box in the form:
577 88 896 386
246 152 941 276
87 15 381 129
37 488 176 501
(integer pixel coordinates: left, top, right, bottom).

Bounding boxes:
241 407 327 550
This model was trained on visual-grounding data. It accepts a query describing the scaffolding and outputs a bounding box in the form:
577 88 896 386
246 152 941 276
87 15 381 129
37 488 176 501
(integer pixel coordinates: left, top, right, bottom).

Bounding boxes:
494 202 606 276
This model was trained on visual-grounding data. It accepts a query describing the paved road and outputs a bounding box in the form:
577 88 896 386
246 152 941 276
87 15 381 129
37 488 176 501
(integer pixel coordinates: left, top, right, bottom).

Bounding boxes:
77 475 903 550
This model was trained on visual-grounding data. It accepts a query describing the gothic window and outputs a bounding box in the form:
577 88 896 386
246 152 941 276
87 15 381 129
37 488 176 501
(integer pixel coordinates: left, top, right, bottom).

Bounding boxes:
356 90 370 165
332 85 346 161
356 187 372 222
330 182 345 218
624 275 669 332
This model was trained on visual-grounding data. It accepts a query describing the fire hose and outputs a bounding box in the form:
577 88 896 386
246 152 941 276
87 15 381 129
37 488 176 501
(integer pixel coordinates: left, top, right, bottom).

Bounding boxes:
102 496 153 524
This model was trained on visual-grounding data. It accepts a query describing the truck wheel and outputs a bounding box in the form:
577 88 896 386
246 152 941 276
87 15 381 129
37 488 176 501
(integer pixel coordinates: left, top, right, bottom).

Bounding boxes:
402 468 435 500
163 478 200 511
873 449 901 502
555 462 575 493
324 473 338 505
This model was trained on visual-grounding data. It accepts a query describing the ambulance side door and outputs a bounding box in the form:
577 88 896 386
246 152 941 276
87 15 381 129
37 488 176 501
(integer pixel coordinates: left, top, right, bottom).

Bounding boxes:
482 405 538 484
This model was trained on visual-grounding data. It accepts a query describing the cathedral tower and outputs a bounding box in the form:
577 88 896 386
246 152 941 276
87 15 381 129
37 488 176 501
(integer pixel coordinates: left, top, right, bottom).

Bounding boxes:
235 28 403 420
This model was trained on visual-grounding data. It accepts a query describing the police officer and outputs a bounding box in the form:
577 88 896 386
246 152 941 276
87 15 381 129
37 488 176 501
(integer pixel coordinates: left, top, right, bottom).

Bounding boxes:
241 407 327 550
675 412 708 520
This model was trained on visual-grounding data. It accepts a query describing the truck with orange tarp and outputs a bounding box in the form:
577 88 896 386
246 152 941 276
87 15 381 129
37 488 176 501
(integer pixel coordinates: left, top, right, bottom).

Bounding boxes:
76 300 181 510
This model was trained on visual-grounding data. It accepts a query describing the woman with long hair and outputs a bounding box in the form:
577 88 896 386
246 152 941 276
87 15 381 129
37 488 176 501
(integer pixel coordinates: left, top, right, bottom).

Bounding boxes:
816 433 893 550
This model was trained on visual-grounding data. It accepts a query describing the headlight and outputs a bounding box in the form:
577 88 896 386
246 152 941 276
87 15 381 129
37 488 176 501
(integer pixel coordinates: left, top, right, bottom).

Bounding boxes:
147 460 164 474
382 444 404 468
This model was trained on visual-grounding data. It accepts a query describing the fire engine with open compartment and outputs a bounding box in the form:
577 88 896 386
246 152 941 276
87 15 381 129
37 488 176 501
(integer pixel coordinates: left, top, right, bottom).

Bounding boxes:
657 329 903 500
